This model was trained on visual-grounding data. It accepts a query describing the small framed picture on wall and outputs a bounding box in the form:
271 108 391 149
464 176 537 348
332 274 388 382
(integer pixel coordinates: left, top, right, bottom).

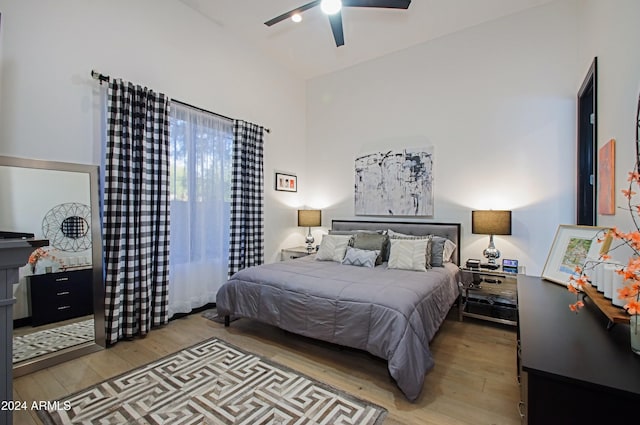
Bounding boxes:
275 172 297 192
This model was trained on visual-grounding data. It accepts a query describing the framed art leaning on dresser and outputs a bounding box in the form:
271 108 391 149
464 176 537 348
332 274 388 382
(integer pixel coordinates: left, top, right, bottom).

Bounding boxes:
541 224 611 285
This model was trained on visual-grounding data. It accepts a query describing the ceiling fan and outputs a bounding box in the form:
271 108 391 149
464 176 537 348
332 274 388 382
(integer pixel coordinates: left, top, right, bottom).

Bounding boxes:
264 0 412 47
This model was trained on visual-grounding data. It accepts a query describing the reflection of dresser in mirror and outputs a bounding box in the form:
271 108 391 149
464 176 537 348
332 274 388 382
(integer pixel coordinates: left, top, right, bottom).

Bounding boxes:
0 156 105 376
27 268 93 326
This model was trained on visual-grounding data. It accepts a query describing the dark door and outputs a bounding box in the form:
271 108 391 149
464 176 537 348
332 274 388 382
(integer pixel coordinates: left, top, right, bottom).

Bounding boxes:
577 58 597 225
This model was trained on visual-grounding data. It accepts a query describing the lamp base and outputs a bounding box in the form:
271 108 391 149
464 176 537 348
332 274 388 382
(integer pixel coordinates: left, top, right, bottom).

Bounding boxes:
482 234 501 268
305 228 315 253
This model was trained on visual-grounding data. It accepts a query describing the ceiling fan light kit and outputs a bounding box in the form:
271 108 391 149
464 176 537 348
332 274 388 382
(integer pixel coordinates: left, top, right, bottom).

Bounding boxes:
320 0 343 15
264 0 411 47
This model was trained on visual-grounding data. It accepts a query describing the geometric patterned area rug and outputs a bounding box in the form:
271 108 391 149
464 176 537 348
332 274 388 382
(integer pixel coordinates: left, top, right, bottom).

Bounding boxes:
13 319 95 364
37 337 387 425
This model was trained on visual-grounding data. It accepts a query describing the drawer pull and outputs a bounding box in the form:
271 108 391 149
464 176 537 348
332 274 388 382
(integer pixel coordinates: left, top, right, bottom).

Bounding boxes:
57 305 71 310
518 401 526 418
57 291 70 296
55 277 70 282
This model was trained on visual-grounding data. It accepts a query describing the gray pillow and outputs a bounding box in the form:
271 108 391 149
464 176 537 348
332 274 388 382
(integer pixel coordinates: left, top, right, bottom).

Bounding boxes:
430 236 448 267
351 232 389 265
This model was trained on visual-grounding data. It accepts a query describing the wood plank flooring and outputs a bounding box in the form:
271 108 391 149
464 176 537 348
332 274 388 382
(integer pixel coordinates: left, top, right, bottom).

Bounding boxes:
12 310 520 425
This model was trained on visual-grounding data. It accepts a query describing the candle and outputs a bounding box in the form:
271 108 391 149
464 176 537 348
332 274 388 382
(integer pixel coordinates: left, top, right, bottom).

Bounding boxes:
611 267 626 307
603 264 616 299
595 262 605 292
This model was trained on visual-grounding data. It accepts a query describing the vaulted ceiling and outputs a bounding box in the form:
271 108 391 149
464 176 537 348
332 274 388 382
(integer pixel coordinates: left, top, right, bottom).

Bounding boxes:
178 0 556 79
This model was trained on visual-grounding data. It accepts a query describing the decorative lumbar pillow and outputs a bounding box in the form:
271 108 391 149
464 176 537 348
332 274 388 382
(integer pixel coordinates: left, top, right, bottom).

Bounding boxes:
341 247 380 268
315 235 352 262
387 238 430 272
351 232 389 265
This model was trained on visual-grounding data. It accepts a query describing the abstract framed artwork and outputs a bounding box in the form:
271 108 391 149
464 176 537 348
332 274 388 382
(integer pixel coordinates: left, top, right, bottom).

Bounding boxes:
354 147 434 216
598 138 615 215
541 224 611 285
275 172 297 192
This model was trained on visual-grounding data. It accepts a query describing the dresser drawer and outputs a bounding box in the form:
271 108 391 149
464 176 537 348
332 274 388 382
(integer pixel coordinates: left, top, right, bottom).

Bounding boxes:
29 269 93 326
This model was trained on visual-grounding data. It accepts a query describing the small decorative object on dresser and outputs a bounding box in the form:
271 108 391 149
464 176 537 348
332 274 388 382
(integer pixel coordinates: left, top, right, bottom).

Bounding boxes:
541 224 610 285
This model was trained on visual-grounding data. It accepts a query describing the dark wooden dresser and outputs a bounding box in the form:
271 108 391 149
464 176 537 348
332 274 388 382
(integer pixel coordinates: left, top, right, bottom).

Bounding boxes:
28 268 93 326
517 275 640 424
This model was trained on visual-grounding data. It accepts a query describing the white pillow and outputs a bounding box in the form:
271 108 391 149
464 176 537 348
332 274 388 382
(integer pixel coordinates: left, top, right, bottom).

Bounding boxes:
342 247 380 268
387 238 430 272
443 239 457 262
315 235 352 262
389 230 456 264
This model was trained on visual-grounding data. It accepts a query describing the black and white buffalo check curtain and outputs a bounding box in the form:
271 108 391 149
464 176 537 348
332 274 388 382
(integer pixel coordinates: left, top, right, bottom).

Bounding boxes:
228 120 265 277
103 79 171 345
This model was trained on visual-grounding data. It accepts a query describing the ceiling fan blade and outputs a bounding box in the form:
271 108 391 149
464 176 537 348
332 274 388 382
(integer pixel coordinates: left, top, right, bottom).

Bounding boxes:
342 0 411 8
328 12 345 47
264 0 321 26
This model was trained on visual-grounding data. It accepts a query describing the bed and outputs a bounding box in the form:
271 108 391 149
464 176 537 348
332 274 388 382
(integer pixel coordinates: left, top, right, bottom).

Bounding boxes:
216 220 461 401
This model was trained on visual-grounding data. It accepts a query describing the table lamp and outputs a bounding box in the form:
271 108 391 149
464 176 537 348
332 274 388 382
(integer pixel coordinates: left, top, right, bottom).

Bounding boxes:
472 210 512 269
298 209 321 253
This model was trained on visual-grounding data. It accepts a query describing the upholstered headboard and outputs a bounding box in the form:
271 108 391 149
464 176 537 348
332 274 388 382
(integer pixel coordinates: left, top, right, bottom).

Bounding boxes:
331 220 461 266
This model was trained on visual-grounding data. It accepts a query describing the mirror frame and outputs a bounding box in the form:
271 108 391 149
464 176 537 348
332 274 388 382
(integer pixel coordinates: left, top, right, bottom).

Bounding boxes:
0 155 105 376
636 92 640 170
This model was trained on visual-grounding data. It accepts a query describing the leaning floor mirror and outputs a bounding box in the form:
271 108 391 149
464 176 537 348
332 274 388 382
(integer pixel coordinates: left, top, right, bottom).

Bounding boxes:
0 155 105 376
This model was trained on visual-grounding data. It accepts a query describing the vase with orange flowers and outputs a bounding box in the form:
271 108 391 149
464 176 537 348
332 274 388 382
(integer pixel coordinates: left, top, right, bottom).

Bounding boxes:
27 247 63 274
568 165 640 355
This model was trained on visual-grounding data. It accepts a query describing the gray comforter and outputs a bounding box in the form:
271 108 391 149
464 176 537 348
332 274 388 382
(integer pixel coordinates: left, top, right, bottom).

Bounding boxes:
216 255 460 401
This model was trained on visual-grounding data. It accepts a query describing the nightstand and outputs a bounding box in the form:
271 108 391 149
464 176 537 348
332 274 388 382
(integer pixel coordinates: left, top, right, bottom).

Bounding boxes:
281 246 314 261
458 266 518 326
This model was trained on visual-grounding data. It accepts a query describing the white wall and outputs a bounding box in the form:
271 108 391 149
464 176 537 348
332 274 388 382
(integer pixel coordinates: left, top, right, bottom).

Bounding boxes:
0 0 307 263
306 0 579 276
3 0 638 276
578 0 640 258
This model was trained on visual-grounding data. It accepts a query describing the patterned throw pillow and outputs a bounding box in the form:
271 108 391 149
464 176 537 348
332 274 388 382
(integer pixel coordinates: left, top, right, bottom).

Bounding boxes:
388 234 432 268
341 247 380 268
387 238 430 272
315 235 352 262
351 233 389 265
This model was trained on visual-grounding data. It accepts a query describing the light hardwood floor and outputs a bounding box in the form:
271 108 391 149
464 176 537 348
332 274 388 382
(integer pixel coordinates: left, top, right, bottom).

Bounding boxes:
13 309 520 425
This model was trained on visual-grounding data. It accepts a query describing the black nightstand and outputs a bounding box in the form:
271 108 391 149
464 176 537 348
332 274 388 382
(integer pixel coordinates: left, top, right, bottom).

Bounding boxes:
458 266 518 326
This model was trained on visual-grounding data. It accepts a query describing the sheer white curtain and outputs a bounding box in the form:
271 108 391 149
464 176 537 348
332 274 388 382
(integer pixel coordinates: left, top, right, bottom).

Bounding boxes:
168 102 233 317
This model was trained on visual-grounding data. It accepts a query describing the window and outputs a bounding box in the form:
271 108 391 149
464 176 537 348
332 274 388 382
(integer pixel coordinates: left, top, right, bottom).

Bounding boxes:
168 102 233 316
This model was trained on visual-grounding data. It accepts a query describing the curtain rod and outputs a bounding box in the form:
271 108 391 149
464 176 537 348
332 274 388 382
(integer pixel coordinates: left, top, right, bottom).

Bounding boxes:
91 70 270 133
